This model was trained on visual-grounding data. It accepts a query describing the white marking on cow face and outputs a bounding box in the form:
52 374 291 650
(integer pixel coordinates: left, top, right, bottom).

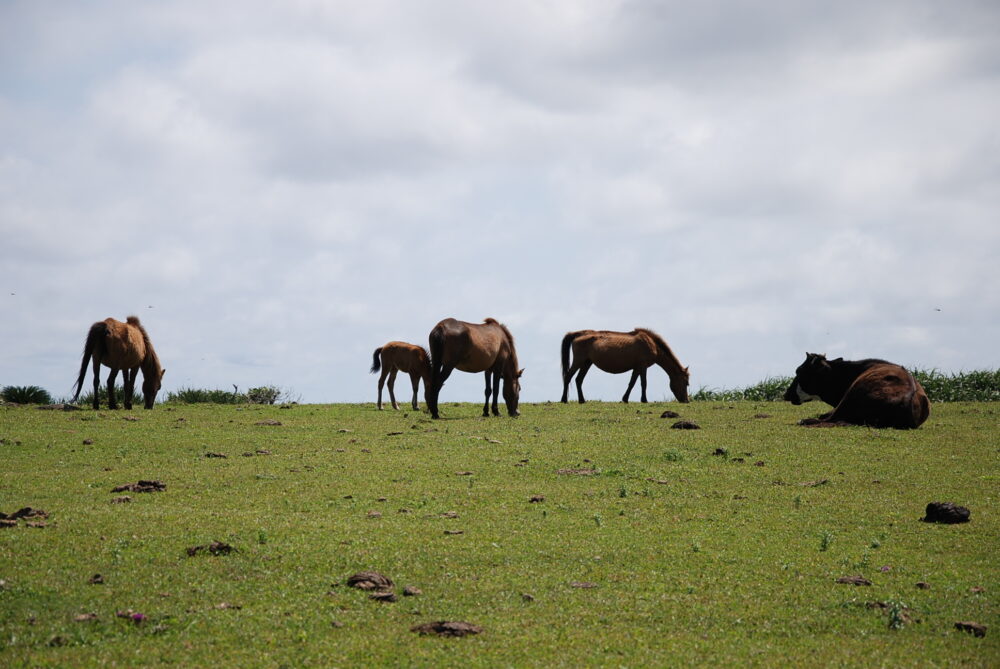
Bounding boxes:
795 383 821 403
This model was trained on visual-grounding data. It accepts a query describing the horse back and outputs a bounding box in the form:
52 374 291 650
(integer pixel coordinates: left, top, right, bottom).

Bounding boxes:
100 317 147 369
576 330 656 373
382 341 430 374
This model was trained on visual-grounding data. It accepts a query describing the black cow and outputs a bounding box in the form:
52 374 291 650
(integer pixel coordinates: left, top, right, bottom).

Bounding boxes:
784 353 929 429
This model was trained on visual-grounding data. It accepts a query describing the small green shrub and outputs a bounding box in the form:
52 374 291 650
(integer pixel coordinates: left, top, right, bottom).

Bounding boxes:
246 386 282 405
76 385 144 408
1 385 53 404
165 387 245 404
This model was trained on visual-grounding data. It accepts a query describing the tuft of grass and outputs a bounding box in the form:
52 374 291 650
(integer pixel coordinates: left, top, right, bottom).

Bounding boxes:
910 368 1000 402
1 385 53 404
693 369 999 402
692 376 792 402
164 387 245 404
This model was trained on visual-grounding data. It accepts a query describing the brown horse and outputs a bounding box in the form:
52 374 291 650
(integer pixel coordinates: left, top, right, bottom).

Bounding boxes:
370 341 432 410
72 316 165 410
426 318 523 419
784 353 930 429
561 328 690 404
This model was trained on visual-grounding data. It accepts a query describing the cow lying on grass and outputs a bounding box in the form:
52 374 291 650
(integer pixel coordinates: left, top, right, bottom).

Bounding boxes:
784 353 930 429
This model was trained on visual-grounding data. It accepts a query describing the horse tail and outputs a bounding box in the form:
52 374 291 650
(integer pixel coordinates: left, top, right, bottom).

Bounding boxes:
73 321 107 400
370 347 383 374
561 331 585 376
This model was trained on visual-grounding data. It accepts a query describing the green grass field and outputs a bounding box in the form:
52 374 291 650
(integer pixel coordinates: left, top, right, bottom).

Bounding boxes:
1 401 997 667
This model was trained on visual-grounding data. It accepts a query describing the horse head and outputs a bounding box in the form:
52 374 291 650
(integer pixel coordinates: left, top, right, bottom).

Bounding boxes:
502 367 524 417
671 366 691 403
143 368 165 409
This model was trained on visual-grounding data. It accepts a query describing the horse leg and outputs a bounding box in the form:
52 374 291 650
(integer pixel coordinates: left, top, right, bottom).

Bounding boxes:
376 367 390 410
575 361 593 403
409 371 420 410
482 371 492 417
91 358 102 410
429 364 455 419
639 367 648 403
491 371 501 416
387 369 399 410
107 368 119 410
122 368 134 410
622 369 640 403
561 361 580 403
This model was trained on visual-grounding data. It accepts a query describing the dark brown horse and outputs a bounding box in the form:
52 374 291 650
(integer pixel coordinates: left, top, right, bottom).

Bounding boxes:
561 328 690 404
427 318 523 419
73 316 165 410
370 341 432 411
784 353 929 429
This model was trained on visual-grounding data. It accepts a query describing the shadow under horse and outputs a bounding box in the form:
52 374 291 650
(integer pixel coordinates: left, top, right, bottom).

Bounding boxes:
72 316 165 410
561 328 690 403
370 341 432 410
426 318 523 419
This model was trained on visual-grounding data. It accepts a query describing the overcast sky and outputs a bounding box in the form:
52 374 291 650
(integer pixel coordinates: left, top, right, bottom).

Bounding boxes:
2 1 998 405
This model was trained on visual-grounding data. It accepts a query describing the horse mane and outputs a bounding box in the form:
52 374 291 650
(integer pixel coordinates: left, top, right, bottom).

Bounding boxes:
633 328 679 362
484 318 519 370
128 315 162 372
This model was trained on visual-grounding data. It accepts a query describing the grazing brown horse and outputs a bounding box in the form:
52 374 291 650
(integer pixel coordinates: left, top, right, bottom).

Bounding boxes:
561 328 690 404
72 316 165 410
427 318 523 419
784 353 929 429
370 341 432 411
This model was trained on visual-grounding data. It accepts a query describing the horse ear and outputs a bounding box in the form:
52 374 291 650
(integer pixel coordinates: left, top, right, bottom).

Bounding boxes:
518 368 524 377
160 369 166 379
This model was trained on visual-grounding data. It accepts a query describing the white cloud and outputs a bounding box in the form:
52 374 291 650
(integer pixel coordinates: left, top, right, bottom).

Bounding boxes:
1 0 998 403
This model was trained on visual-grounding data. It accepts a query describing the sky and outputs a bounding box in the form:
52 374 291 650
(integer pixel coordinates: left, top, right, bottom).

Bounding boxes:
2 1 998 405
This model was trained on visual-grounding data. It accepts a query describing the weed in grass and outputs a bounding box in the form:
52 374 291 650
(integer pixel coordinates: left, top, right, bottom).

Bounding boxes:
664 449 683 462
819 531 834 552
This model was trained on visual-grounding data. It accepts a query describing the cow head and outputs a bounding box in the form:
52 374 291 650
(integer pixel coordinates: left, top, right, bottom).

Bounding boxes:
783 353 829 405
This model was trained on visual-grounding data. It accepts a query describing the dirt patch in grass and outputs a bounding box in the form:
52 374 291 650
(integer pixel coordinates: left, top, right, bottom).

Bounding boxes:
112 480 165 493
954 621 987 637
346 571 394 591
410 620 483 637
836 575 872 586
922 502 970 524
186 541 236 557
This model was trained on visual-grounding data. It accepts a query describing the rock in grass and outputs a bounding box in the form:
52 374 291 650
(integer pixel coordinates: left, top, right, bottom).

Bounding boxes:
410 620 482 637
922 502 970 524
671 420 700 430
836 575 872 586
346 571 394 591
954 621 987 637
